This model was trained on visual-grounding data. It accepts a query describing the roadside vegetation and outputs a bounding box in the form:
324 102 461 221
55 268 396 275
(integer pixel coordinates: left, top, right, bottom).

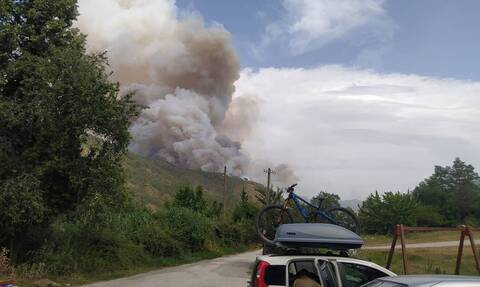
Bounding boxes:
0 1 260 285
362 231 461 246
358 246 479 276
359 158 480 235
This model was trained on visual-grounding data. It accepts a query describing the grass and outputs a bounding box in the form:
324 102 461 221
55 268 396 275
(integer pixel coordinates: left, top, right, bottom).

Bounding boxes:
363 231 463 246
16 245 259 287
357 246 479 276
124 153 263 209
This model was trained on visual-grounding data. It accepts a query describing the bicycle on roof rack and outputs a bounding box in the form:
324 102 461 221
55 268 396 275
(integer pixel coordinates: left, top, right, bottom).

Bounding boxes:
255 183 360 246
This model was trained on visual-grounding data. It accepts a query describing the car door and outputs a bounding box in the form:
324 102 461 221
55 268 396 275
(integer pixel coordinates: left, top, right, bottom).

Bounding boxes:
315 259 341 287
335 260 393 287
287 258 323 287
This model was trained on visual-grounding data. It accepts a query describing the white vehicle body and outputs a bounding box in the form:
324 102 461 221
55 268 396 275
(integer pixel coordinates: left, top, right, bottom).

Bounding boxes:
249 253 396 287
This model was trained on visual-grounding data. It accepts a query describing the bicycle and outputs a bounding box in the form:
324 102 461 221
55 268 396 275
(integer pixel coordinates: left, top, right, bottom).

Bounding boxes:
255 183 360 246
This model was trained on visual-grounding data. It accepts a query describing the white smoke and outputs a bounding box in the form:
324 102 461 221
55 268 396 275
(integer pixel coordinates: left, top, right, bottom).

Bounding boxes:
76 0 299 182
76 0 249 174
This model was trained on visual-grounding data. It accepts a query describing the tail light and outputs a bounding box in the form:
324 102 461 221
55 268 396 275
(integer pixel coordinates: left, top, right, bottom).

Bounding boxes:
254 260 270 287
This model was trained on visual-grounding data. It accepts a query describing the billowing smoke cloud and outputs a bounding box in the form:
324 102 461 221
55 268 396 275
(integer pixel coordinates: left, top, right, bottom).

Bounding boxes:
274 164 300 186
76 0 249 174
217 95 259 143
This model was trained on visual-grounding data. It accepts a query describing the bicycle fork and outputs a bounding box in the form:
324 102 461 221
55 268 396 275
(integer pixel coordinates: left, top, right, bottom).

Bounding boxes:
275 199 290 225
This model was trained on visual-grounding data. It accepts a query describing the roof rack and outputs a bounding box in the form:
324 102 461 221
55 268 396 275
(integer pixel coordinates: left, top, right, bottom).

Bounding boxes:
266 247 352 258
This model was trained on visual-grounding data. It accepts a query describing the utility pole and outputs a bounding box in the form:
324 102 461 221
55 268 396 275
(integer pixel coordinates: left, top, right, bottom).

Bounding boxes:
223 165 227 211
264 168 275 202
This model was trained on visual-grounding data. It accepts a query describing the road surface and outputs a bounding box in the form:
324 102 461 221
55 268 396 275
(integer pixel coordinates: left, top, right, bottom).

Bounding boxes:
363 239 480 250
82 250 260 287
82 240 480 287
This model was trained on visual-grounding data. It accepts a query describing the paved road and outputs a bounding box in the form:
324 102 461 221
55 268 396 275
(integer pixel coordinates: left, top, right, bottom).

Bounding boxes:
363 239 480 250
82 240 480 287
82 250 260 287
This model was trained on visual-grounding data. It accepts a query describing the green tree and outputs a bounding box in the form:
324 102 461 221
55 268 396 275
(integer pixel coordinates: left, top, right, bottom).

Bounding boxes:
311 191 340 209
0 0 138 255
255 186 283 205
359 191 418 234
171 185 208 214
233 189 258 222
413 158 480 224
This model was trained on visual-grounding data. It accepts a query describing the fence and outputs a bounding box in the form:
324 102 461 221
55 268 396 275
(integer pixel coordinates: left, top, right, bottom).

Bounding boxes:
385 224 480 275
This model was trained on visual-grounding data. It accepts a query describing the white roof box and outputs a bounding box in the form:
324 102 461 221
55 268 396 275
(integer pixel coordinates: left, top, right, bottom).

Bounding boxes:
274 223 364 250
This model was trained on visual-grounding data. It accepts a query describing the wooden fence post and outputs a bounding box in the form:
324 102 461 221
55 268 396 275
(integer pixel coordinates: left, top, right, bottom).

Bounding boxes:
386 224 400 270
399 224 408 275
455 226 466 275
466 226 480 274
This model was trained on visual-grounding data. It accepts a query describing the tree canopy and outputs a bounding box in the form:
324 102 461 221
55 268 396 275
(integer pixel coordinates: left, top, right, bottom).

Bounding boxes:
413 157 480 225
310 191 340 209
359 191 418 234
0 0 138 255
359 158 480 234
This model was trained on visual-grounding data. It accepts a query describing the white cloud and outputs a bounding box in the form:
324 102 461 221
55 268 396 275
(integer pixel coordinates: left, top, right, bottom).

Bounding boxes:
236 66 480 200
258 0 391 56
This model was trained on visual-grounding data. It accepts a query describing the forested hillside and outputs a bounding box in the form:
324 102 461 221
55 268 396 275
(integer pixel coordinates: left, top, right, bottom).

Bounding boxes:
124 153 262 209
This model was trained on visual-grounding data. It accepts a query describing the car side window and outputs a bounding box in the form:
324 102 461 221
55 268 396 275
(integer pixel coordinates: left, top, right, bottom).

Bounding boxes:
337 262 389 287
288 260 321 287
317 260 338 287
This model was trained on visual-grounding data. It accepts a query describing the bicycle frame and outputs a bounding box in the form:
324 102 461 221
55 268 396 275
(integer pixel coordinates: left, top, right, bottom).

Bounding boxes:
284 192 337 224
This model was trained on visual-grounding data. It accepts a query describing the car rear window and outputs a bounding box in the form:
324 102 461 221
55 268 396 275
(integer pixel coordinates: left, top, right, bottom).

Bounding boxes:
265 265 286 286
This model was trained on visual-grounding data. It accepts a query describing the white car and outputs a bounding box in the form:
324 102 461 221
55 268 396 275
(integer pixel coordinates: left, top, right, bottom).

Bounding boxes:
362 275 480 287
248 253 396 287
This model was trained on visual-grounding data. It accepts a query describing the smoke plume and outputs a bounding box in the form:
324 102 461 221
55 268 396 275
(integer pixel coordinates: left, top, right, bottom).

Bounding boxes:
76 0 249 174
76 0 299 183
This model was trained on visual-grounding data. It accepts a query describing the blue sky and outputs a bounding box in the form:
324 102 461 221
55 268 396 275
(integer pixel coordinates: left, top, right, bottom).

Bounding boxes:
178 0 480 80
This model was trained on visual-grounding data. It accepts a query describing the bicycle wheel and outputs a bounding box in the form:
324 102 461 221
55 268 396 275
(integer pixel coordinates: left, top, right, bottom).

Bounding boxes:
256 205 293 246
325 207 360 234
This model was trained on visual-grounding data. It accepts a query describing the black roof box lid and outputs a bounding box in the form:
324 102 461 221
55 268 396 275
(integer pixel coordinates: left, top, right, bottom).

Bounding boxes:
274 223 364 250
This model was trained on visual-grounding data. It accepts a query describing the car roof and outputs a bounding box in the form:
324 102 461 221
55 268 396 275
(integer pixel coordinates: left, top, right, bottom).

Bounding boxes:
377 275 480 286
257 254 396 276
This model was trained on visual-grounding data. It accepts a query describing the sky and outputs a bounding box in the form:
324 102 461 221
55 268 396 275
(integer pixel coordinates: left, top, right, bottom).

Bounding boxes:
177 0 480 80
79 0 480 200
173 0 480 200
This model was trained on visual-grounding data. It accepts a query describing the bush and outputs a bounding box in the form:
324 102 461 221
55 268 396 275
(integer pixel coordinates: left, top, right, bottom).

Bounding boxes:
233 202 258 222
133 224 183 258
415 205 445 227
165 206 214 252
16 185 258 277
359 191 418 234
38 216 148 275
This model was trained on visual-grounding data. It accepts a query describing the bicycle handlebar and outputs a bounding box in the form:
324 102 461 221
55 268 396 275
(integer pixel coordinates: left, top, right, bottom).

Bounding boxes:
286 183 298 193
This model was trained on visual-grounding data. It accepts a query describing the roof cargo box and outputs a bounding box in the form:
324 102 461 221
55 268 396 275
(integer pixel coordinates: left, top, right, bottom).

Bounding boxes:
274 223 364 250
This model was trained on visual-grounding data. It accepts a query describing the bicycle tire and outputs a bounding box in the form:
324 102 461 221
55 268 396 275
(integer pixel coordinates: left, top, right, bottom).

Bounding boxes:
255 204 293 246
325 207 360 234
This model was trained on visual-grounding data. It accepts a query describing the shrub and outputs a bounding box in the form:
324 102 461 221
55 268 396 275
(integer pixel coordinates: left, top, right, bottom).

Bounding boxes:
165 206 213 252
359 191 418 234
38 217 148 275
133 224 183 258
214 217 243 246
415 204 445 227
